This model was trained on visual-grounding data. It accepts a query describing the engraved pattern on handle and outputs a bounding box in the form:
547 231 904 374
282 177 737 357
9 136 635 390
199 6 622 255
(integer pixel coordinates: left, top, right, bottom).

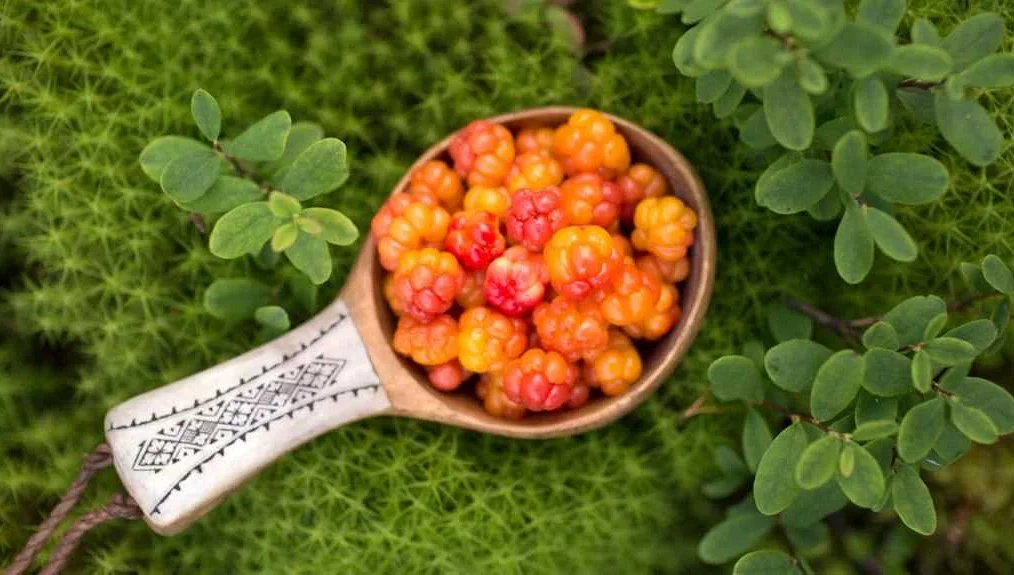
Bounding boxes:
104 300 390 533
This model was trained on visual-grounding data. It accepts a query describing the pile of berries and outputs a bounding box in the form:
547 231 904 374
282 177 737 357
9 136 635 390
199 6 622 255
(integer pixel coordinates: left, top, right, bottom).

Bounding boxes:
375 110 698 419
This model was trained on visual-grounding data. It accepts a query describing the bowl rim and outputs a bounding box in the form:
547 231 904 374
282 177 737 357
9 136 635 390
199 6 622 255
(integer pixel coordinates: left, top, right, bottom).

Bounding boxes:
341 106 716 438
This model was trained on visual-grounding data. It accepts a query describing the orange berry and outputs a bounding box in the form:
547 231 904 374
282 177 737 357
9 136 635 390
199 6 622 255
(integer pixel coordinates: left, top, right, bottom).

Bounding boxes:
552 109 631 179
613 234 634 259
449 120 515 187
567 384 591 409
427 360 468 392
477 371 526 420
543 225 623 300
632 196 697 262
635 253 690 284
506 151 564 193
616 164 666 222
599 259 663 326
559 173 623 228
623 284 681 341
407 160 464 211
457 269 486 308
373 193 450 271
503 348 578 411
463 185 511 217
458 306 528 373
533 295 610 362
390 248 465 322
515 126 555 155
393 315 458 366
584 331 642 396
445 210 506 271
383 273 405 316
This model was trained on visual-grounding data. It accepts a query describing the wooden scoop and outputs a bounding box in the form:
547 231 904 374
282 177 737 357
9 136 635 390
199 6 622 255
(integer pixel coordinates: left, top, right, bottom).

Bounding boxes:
104 107 716 535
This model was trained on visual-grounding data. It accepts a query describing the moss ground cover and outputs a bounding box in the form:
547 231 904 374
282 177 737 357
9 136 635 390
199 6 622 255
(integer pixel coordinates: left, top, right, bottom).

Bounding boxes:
1 0 1013 572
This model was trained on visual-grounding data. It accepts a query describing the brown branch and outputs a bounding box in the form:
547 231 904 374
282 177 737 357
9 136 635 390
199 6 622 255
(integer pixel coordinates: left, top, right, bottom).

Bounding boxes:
188 212 207 234
784 298 862 346
898 78 942 90
754 400 835 434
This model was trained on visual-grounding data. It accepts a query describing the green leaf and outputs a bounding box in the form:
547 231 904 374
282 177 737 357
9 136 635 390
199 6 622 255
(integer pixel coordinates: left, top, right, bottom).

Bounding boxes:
836 442 885 509
223 110 292 162
733 550 801 575
852 420 898 442
895 88 936 124
743 408 773 473
697 505 775 564
767 302 813 342
696 70 733 104
296 216 324 236
755 159 833 214
883 296 947 346
272 122 325 170
726 0 764 17
941 377 1014 434
301 208 359 246
911 349 933 393
191 89 221 141
892 465 937 535
709 355 764 402
990 298 1011 353
728 37 787 88
865 153 949 205
834 203 874 285
782 483 849 528
766 2 792 34
950 402 998 444
139 136 211 182
831 130 867 197
179 176 263 214
267 192 302 218
763 71 815 151
853 76 890 133
816 117 856 150
857 0 904 33
865 207 917 262
855 390 898 426
714 82 748 119
923 337 978 365
837 445 855 476
811 350 864 421
739 107 778 149
702 475 746 499
657 0 689 14
785 522 829 554
863 349 911 397
287 273 319 313
672 26 705 76
934 91 1003 167
930 421 972 466
783 0 833 42
754 423 808 515
897 398 946 462
797 57 829 95
888 45 952 82
862 321 899 350
815 23 894 77
940 12 1005 71
807 187 843 221
274 138 350 201
271 222 300 252
160 148 222 202
285 233 332 285
202 278 273 320
923 313 949 341
683 0 727 24
959 262 992 292
911 18 940 46
981 255 1014 294
957 54 1014 89
764 339 834 392
254 305 290 332
694 12 765 67
795 436 841 489
944 319 998 352
209 202 278 259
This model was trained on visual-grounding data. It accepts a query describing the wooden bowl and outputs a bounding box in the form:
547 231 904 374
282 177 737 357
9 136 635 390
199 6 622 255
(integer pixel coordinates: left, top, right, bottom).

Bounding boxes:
341 106 716 438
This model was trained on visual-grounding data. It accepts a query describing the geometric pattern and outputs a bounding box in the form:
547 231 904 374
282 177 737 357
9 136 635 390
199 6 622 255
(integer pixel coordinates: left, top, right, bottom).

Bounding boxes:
131 359 346 472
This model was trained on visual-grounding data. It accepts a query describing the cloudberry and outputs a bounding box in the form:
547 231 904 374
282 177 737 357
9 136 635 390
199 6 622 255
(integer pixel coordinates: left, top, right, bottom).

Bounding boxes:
393 315 458 366
636 253 690 284
373 193 450 271
599 259 662 326
445 210 506 271
553 109 631 179
624 284 681 341
383 274 405 315
457 270 486 308
504 187 568 252
484 246 548 317
477 372 526 420
407 160 464 210
568 384 591 409
515 126 555 155
505 151 564 194
585 331 642 396
463 185 511 217
544 225 623 300
427 360 468 392
616 163 667 221
449 120 515 187
533 296 610 362
458 306 528 373
632 197 698 262
559 173 622 228
503 349 578 412
390 248 464 323
613 234 634 259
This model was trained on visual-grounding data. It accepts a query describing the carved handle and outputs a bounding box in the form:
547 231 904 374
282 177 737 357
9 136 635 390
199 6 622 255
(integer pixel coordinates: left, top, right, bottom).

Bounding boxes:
104 300 391 535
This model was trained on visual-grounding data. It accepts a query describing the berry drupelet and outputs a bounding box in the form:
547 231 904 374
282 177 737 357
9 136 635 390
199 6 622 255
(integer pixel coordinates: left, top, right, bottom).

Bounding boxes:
484 246 549 317
445 210 506 271
504 187 568 252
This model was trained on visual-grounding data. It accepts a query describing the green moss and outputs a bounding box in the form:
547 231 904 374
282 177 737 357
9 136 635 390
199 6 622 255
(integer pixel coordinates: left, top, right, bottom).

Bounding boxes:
1 0 1013 573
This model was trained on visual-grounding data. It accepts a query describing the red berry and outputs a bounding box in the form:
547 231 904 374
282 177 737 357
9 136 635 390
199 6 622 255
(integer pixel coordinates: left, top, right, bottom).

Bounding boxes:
503 348 578 412
484 246 548 317
444 210 506 270
457 269 486 309
477 371 526 419
567 384 591 409
616 163 666 222
504 187 568 252
532 295 610 362
390 248 465 323
427 360 468 392
449 120 515 187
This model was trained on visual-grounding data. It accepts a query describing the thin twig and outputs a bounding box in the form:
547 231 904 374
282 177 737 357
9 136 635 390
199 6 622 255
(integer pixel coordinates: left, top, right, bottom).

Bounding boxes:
678 391 712 423
784 298 862 346
188 212 207 234
754 400 835 434
898 78 941 90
